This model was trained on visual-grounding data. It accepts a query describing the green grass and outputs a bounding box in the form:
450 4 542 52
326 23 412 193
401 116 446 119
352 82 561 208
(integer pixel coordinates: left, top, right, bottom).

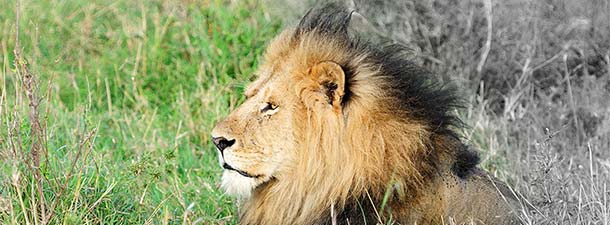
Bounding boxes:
1 0 280 224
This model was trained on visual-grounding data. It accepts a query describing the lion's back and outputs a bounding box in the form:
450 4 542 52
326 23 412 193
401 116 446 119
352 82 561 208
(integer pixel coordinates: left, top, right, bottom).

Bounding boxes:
442 168 522 225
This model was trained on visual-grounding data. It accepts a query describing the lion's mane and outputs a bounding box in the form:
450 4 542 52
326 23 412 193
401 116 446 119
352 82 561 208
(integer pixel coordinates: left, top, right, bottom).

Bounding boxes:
239 3 482 225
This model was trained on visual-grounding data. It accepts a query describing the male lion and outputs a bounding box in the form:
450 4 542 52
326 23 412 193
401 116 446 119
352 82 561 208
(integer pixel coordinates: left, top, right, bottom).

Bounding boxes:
211 3 522 225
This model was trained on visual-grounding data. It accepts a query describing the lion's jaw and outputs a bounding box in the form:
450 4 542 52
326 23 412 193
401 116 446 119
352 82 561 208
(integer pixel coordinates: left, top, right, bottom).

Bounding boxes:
220 171 262 198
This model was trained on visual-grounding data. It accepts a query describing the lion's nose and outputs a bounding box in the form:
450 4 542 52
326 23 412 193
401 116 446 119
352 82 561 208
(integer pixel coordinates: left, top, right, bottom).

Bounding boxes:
212 136 235 153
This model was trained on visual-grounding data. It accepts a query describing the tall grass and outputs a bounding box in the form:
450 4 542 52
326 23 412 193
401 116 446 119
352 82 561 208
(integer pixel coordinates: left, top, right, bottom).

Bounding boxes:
311 0 610 224
1 0 280 223
2 0 609 224
274 0 610 223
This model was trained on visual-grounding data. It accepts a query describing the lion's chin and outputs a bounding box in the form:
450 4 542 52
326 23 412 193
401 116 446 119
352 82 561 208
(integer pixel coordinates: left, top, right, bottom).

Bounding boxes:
221 170 264 199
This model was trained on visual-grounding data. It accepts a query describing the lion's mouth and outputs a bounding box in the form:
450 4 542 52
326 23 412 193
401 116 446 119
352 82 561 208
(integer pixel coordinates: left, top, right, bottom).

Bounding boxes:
222 163 261 178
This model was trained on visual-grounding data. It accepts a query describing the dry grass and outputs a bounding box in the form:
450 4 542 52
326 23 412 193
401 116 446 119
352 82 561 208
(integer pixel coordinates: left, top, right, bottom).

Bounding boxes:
307 0 610 224
1 0 609 224
275 0 610 223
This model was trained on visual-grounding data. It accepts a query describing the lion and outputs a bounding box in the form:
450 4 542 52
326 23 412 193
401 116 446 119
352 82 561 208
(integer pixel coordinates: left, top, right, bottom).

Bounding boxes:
211 3 523 225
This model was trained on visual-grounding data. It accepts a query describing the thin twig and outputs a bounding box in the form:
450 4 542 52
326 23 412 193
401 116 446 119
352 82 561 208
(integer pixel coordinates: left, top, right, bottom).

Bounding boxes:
13 0 48 223
476 0 493 76
530 49 566 72
563 53 580 144
44 128 97 223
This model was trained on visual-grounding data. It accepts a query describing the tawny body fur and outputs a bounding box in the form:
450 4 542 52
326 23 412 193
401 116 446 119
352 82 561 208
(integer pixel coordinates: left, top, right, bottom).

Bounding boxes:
211 3 522 225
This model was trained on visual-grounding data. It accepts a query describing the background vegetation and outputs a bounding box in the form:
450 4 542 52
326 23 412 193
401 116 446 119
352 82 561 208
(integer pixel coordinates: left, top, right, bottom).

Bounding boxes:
1 0 609 224
1 0 279 224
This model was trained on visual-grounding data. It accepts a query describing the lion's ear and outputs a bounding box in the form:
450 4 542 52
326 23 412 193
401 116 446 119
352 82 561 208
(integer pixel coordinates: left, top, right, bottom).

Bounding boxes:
308 61 345 112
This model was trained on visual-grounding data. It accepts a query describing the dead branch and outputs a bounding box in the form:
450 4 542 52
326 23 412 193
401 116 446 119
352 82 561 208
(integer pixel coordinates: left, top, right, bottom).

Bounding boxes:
13 0 48 223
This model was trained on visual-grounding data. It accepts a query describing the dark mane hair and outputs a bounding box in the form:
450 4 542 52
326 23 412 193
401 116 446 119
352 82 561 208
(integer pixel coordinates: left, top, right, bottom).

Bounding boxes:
294 2 463 133
292 3 480 180
230 4 500 224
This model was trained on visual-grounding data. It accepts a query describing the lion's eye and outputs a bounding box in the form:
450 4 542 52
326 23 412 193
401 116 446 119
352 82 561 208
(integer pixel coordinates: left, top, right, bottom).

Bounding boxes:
260 102 278 114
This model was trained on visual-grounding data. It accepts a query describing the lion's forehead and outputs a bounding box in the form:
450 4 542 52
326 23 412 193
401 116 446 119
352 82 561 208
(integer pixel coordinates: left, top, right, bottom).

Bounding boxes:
247 74 299 102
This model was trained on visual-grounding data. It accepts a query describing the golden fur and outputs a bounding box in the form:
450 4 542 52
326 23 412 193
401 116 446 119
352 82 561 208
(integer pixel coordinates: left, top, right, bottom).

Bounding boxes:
211 3 522 225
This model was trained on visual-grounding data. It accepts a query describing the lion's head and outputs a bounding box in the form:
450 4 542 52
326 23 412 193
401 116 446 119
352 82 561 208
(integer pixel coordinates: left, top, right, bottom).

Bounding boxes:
210 27 357 197
211 3 480 225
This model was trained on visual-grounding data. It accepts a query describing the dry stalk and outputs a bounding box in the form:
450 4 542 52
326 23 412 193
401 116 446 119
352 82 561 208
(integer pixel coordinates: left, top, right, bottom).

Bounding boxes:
476 0 493 76
562 53 580 144
13 0 48 223
12 2 98 222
